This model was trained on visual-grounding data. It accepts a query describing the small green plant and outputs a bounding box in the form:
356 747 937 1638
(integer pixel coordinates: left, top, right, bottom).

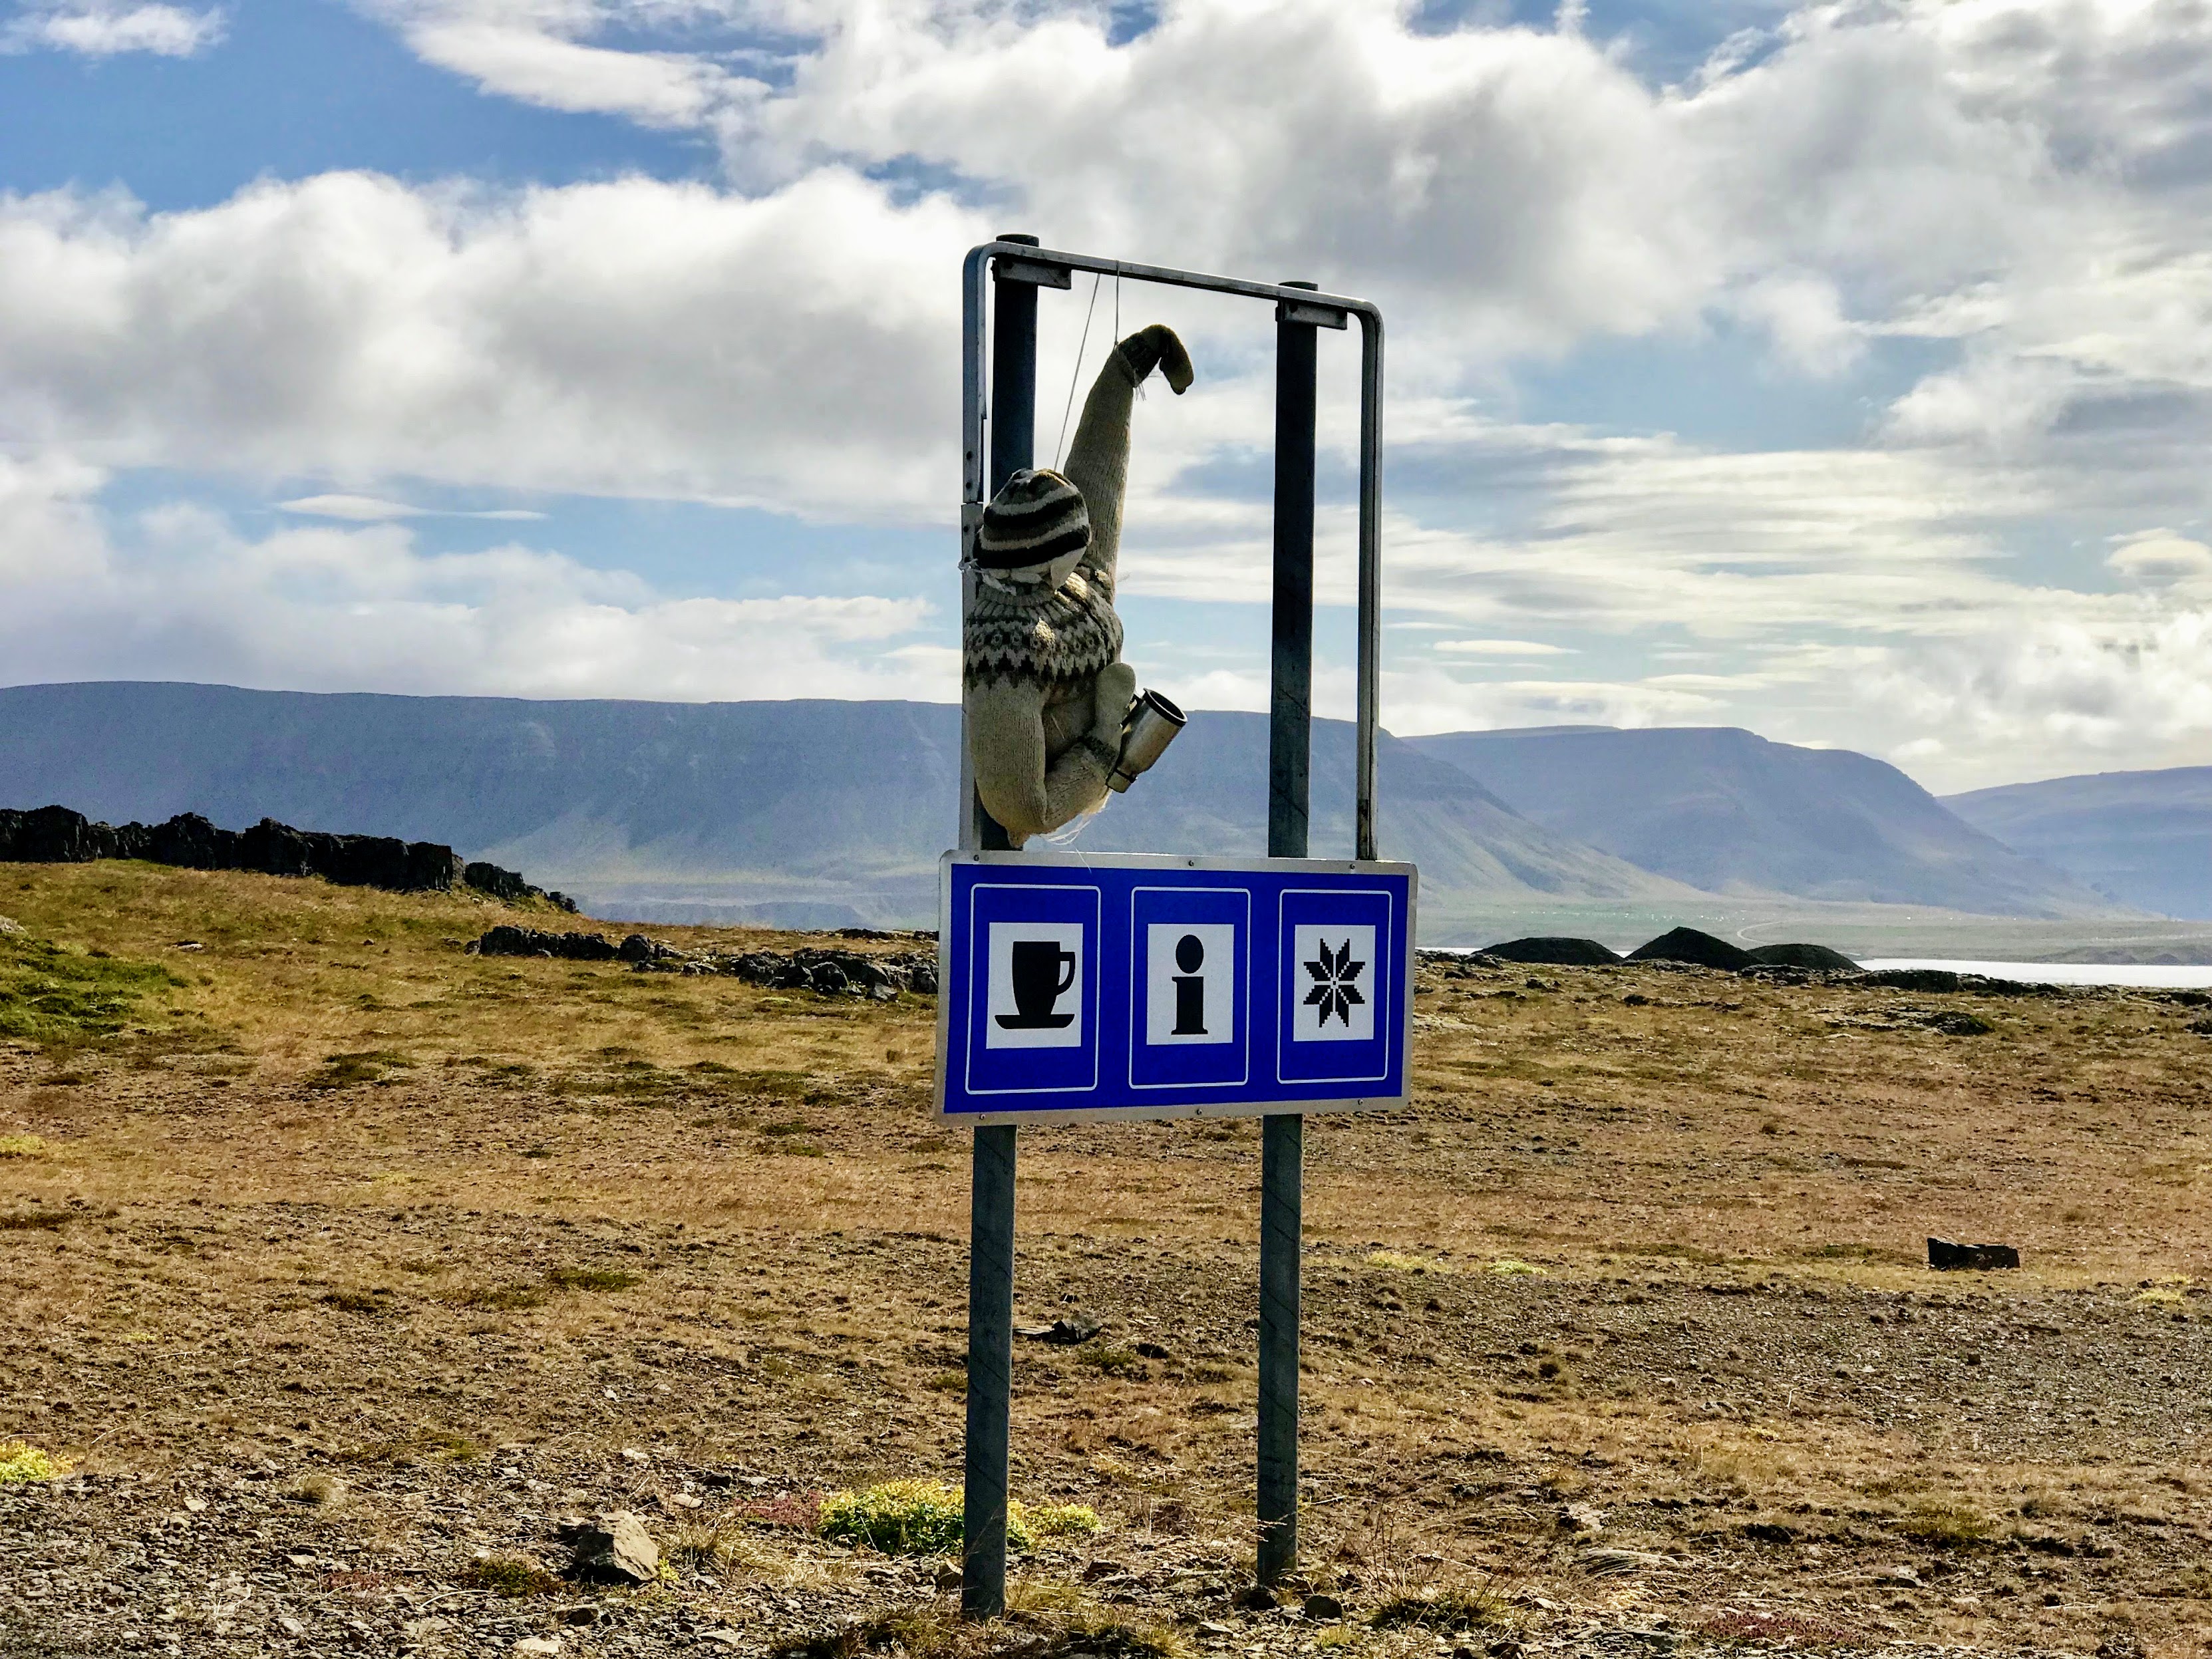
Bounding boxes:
0 1133 49 1158
817 1480 1053 1555
462 1555 563 1596
0 1441 71 1483
1024 1502 1100 1538
1488 1259 1544 1277
820 1480 984 1554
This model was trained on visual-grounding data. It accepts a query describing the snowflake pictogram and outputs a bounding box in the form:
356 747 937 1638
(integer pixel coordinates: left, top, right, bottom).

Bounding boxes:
1302 936 1367 1028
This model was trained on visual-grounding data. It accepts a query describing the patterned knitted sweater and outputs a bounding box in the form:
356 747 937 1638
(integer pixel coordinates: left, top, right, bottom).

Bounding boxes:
963 565 1122 692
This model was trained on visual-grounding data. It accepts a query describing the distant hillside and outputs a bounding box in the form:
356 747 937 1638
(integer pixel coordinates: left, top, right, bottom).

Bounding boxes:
1945 766 2212 921
1409 725 2116 919
0 683 1690 927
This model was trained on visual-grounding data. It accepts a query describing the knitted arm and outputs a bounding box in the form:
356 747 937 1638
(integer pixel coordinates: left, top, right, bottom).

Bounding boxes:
1061 325 1193 587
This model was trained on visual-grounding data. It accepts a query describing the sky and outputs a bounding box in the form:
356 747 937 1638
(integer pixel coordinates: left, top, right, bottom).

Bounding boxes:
4 1 2212 792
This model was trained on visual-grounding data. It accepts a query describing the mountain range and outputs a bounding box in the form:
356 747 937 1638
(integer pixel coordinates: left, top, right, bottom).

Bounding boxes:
0 682 2183 934
1408 725 2110 917
0 682 1692 928
1945 767 2212 921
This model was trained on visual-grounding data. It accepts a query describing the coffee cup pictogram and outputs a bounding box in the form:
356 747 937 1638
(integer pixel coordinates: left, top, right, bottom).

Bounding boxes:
997 939 1077 1029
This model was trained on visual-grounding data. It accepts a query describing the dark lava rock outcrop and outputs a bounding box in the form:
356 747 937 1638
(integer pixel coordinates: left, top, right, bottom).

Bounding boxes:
1928 1236 2020 1271
1482 936 1623 966
0 804 572 909
1748 941 1860 971
653 943 937 999
474 926 619 961
1627 927 1758 971
472 928 938 998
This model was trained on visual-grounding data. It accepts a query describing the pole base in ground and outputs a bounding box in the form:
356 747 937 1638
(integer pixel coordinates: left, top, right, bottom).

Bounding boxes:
962 1124 1017 1619
1257 1112 1303 1584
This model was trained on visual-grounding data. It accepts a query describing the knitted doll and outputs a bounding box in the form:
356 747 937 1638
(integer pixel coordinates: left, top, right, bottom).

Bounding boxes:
966 324 1194 845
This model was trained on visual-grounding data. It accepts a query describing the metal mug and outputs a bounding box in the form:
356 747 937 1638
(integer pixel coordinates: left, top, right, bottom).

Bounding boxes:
1108 688 1186 792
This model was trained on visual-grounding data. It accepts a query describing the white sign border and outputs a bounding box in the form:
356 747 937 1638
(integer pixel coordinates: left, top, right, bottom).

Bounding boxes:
1275 889 1393 1086
959 882 1102 1097
1128 886 1253 1092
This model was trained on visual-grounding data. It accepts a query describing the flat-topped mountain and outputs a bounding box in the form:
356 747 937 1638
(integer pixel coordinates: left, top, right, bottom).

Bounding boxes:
1945 766 2212 921
0 682 1686 926
0 684 2146 928
1408 724 2113 918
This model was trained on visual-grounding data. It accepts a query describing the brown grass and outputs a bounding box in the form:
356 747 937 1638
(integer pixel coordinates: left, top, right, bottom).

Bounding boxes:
3 862 2211 1656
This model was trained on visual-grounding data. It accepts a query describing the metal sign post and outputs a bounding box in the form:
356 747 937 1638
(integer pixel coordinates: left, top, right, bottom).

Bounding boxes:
953 235 1390 1617
1261 276 1333 1587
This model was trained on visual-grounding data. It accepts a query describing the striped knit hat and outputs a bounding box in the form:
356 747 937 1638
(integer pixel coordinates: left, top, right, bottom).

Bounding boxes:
976 468 1089 571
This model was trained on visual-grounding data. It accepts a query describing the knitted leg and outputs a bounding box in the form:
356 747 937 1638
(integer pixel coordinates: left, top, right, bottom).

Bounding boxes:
1062 325 1192 587
967 680 1050 845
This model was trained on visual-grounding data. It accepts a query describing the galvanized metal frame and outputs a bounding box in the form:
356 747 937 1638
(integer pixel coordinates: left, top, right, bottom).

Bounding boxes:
955 238 1386 1619
957 239 1384 861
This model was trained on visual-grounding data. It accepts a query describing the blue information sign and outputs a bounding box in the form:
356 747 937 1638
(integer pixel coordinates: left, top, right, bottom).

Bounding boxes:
937 851 1417 1123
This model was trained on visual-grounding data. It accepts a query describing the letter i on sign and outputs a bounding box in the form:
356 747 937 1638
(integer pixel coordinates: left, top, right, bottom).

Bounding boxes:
1146 922 1235 1046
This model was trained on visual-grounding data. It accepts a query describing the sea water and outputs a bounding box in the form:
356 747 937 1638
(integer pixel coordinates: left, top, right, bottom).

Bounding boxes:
1859 959 2212 990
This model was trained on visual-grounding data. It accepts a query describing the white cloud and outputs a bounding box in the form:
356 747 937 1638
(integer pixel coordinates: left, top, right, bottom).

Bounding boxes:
400 18 733 124
1435 639 1576 657
277 494 549 522
279 494 430 522
0 460 951 702
1865 607 2212 775
2107 529 2212 589
0 169 983 518
13 0 2212 789
354 1 759 126
3 2 224 57
0 450 110 581
1728 271 1862 378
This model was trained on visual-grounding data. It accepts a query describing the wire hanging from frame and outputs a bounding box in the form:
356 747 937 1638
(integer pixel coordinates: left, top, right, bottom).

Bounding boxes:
1052 270 1104 471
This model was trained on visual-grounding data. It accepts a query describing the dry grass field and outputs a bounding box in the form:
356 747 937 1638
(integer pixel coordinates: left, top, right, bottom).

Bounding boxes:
2 861 2210 1659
